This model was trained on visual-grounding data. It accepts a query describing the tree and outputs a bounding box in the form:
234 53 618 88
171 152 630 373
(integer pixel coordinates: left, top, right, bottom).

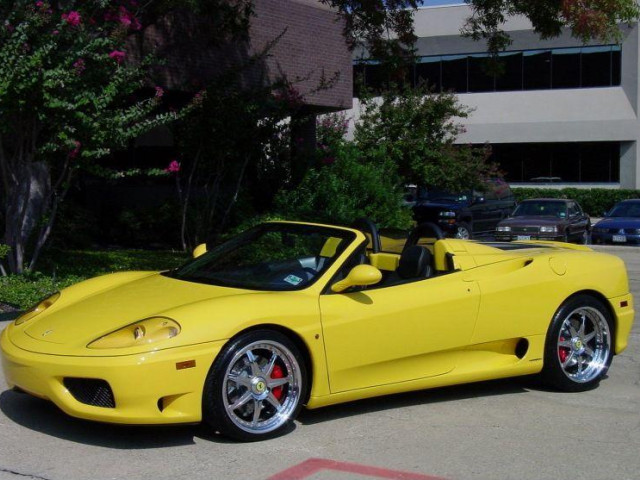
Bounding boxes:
0 1 171 273
464 0 640 54
275 113 412 228
355 85 497 192
0 0 252 274
324 1 639 61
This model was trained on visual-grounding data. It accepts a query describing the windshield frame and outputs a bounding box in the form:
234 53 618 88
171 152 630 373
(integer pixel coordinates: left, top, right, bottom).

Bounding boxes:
164 222 357 292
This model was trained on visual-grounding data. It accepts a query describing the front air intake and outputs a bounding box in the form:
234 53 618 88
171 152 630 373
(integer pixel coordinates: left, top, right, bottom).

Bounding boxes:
63 378 116 408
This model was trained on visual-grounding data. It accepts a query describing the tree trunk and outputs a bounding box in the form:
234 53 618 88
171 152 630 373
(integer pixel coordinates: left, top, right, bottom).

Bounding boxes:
3 162 51 274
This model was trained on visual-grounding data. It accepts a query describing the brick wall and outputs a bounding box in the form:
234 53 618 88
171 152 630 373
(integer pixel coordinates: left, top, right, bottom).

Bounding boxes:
131 0 352 112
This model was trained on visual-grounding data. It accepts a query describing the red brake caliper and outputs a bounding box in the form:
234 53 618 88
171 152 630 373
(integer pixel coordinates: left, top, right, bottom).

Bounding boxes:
558 336 569 363
271 364 285 401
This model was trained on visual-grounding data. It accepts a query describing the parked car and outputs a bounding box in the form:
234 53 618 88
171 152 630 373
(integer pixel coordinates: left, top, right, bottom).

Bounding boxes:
591 199 640 245
2 220 634 441
412 179 516 239
496 198 590 243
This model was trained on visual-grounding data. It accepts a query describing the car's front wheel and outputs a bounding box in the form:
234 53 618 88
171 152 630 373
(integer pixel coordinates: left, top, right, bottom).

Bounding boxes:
541 295 613 392
203 330 307 441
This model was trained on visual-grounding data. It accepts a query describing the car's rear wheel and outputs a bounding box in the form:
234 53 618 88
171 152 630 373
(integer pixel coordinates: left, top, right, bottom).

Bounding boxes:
541 295 613 392
203 330 307 441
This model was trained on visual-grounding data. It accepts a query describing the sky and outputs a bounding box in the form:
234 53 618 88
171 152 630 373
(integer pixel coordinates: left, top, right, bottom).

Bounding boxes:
420 0 466 6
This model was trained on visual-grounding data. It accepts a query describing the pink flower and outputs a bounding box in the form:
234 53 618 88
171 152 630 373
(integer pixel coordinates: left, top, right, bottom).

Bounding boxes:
154 86 164 98
73 58 86 75
165 160 181 173
108 50 126 64
62 11 81 27
118 7 132 27
68 141 81 159
5 23 15 33
35 1 44 7
52 29 59 35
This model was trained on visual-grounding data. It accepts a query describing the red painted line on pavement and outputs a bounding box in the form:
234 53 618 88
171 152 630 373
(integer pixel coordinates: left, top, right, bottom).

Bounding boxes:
266 458 446 480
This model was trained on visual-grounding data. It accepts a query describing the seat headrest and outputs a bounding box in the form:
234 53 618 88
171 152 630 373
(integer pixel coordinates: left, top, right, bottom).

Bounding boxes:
397 246 432 279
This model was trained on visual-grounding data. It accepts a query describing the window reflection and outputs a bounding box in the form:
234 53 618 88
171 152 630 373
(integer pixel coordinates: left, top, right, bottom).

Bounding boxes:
491 142 620 183
354 45 621 97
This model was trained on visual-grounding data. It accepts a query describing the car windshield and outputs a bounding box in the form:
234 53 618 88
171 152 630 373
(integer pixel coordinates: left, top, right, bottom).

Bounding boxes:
608 202 640 218
165 223 356 291
512 201 568 218
423 189 470 204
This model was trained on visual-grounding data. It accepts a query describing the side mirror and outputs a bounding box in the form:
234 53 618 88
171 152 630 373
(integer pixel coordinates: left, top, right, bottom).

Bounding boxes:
193 243 207 258
331 265 382 293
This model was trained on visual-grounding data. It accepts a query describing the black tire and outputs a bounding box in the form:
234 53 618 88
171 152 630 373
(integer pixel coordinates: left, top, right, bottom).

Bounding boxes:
202 329 307 441
454 222 472 240
541 295 614 392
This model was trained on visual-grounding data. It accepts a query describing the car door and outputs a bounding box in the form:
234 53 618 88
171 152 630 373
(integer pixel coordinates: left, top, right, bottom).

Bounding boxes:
319 272 480 393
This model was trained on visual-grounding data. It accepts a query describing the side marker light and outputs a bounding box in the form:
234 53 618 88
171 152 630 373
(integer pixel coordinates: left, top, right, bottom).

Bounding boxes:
176 360 196 370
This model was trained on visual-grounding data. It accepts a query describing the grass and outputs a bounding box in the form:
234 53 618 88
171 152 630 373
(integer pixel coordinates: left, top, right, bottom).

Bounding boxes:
0 249 189 310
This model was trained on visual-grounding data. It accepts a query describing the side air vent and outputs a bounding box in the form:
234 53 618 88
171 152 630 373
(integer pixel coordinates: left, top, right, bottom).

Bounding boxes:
64 378 116 408
515 339 529 359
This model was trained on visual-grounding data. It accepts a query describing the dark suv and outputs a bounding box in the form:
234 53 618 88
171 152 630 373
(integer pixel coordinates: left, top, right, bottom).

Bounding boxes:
411 179 516 239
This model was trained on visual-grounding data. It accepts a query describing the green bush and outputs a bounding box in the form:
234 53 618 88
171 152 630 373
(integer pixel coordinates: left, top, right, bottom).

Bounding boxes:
0 249 188 309
275 144 412 229
513 188 640 216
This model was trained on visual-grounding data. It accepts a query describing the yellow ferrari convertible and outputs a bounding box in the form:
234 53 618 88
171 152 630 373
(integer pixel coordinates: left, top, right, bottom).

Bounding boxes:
1 220 635 441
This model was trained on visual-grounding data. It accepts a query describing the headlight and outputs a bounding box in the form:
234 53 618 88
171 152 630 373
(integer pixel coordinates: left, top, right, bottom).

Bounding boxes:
439 211 456 218
540 226 558 233
496 226 511 232
88 317 181 349
15 292 60 326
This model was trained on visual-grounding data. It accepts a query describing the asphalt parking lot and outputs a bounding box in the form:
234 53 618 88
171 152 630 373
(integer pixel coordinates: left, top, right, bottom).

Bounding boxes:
0 245 638 480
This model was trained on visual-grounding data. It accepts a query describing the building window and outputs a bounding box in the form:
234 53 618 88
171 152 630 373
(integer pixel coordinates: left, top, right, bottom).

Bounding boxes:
353 45 621 97
523 50 551 89
490 142 620 183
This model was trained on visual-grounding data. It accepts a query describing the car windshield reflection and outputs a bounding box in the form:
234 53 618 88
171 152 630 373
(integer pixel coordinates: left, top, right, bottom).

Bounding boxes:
164 223 355 291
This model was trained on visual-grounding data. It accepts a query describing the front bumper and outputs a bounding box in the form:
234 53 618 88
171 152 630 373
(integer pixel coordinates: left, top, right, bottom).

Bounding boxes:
495 233 564 242
1 327 223 424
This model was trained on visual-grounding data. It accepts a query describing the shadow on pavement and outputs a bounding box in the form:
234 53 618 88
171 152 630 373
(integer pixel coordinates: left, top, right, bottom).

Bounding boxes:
0 389 240 448
298 376 535 426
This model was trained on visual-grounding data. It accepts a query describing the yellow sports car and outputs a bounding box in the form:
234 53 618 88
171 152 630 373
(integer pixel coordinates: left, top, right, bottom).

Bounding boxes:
1 220 635 441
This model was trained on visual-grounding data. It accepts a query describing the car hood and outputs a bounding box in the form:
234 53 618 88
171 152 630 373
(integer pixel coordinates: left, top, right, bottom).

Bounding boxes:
594 217 640 229
500 216 566 227
9 272 251 355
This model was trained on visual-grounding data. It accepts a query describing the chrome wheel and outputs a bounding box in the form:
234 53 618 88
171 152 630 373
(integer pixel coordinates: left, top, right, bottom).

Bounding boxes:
454 223 472 240
222 340 302 435
556 306 611 384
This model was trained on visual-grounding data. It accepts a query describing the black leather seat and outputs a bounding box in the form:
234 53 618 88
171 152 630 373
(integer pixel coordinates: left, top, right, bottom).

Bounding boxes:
385 245 433 286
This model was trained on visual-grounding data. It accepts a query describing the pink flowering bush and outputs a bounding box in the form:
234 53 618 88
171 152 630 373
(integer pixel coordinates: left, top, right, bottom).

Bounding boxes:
108 50 126 64
0 0 188 273
62 10 81 27
165 160 181 173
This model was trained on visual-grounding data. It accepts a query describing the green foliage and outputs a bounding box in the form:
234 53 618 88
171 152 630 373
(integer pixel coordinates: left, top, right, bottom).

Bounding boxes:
513 188 640 216
0 248 188 309
464 0 640 55
0 244 9 260
274 143 412 229
355 85 497 191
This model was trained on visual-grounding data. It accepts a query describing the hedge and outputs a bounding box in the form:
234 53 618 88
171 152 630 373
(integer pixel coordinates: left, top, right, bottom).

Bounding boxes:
513 188 640 217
